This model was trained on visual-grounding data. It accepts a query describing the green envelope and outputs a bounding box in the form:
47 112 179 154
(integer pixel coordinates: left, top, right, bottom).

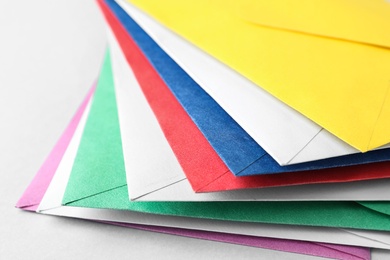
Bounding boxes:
62 50 390 231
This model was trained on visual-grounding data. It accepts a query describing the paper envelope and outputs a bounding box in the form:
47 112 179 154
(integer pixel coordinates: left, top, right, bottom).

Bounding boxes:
31 53 390 251
34 106 385 253
107 26 390 202
108 0 390 178
127 0 390 153
117 0 390 166
56 47 390 250
17 86 361 260
15 84 95 211
102 0 390 198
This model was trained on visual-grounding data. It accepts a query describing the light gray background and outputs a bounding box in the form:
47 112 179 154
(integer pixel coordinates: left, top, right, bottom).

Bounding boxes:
0 1 388 259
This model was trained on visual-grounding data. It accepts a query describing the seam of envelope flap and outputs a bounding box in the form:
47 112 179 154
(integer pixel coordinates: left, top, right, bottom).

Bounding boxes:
62 184 127 205
195 170 231 193
233 0 390 50
242 19 390 51
38 205 64 213
367 84 390 150
285 129 324 165
132 177 187 201
355 201 390 216
340 228 390 247
311 242 367 260
235 153 267 176
20 205 38 212
15 203 39 209
312 242 368 260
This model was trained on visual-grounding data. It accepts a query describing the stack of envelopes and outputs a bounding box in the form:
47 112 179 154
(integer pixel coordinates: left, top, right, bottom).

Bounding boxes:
16 0 390 259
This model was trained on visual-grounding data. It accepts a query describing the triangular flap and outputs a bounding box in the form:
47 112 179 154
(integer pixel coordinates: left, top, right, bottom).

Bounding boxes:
287 129 359 165
128 176 187 201
15 202 39 211
65 185 129 210
357 201 390 216
16 85 95 209
62 50 127 204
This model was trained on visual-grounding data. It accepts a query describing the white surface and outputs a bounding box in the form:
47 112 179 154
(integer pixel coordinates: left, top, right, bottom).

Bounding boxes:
117 0 390 166
0 1 387 259
109 27 390 202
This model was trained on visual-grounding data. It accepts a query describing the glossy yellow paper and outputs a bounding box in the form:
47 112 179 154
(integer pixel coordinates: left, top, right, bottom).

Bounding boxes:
128 0 390 151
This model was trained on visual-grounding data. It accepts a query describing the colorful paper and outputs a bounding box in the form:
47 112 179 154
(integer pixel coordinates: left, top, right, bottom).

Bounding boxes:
117 0 390 166
15 84 96 211
62 45 390 235
127 0 390 152
101 0 390 194
16 85 368 260
108 25 390 202
107 0 390 177
236 0 390 48
34 48 390 249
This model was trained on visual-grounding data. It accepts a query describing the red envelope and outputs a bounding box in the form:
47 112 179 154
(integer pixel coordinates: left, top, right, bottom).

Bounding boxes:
100 0 390 193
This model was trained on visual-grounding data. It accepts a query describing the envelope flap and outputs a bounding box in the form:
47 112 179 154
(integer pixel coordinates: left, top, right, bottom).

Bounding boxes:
66 185 130 210
16 85 95 210
315 243 370 260
357 201 390 216
235 0 390 49
62 50 127 204
69 175 390 232
108 27 186 200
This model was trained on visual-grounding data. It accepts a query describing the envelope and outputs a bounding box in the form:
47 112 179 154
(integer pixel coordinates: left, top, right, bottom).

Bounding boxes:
108 0 390 177
101 0 390 197
15 84 95 211
116 0 390 166
22 49 390 251
17 84 360 260
127 0 390 153
108 24 390 202
61 45 390 238
30 52 390 250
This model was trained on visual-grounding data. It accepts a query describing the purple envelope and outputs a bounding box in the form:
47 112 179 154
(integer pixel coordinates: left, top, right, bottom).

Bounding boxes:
16 84 370 260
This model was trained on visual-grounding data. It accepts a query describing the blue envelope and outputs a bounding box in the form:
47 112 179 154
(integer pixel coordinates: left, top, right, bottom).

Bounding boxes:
108 0 390 176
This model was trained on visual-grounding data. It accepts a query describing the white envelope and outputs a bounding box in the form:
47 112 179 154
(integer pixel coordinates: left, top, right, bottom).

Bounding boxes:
108 26 390 202
116 0 390 166
35 94 390 250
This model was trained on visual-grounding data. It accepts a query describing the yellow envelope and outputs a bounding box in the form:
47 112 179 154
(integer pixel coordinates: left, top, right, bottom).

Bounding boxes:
128 0 390 152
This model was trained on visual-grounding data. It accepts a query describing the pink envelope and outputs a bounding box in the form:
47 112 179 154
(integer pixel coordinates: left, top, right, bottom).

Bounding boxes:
15 83 370 260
